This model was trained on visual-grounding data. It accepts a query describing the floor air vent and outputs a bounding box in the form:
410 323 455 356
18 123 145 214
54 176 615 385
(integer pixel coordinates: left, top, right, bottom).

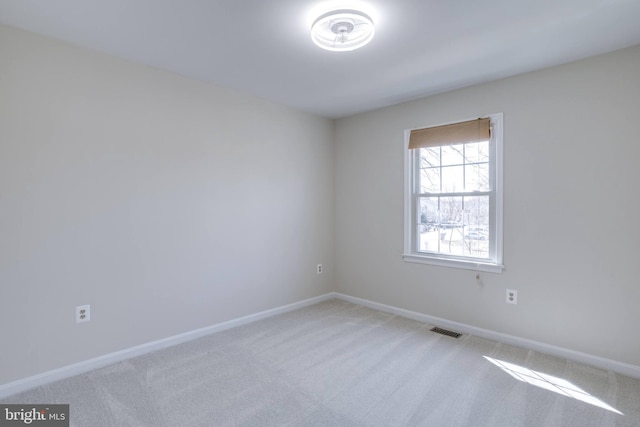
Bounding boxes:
430 327 462 338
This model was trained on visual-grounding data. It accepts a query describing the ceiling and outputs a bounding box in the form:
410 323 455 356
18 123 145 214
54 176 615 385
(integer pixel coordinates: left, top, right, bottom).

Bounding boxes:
2 0 640 119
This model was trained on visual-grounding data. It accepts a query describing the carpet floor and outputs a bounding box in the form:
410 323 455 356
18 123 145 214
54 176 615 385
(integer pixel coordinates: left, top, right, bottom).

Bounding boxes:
3 299 640 426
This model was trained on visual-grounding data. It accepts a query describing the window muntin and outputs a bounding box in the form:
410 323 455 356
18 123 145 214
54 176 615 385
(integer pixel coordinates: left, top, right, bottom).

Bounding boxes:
404 113 503 272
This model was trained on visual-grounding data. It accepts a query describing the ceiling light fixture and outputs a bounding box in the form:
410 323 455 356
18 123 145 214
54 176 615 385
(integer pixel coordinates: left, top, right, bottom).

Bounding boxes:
311 9 374 52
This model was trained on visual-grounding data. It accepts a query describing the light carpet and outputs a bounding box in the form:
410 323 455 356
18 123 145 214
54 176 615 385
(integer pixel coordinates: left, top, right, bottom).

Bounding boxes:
3 299 640 426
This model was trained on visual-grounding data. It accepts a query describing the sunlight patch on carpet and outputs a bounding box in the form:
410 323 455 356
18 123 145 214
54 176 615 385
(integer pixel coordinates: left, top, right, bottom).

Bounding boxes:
484 356 623 415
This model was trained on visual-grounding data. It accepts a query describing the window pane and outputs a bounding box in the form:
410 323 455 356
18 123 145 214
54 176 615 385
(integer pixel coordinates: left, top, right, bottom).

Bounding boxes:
437 195 465 255
418 197 438 252
441 144 464 166
441 165 463 192
465 163 490 192
439 196 462 225
421 147 440 167
420 167 440 193
463 196 490 258
464 195 489 228
464 141 489 163
477 140 489 162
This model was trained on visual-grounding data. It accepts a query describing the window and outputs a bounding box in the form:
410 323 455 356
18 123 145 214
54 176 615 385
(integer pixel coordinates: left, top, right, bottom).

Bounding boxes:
403 113 503 272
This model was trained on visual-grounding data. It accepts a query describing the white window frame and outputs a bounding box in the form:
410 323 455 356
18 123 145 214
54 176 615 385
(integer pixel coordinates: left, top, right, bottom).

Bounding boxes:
403 113 504 273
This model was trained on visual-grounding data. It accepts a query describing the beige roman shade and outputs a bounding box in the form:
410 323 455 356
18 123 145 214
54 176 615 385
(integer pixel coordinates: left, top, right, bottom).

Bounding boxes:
408 118 491 149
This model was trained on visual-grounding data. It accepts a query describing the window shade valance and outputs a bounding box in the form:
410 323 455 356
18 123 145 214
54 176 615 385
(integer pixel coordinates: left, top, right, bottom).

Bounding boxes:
408 118 491 150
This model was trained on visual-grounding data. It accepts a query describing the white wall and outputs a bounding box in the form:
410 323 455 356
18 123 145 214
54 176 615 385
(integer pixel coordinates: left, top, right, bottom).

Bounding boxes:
335 45 640 367
0 25 335 385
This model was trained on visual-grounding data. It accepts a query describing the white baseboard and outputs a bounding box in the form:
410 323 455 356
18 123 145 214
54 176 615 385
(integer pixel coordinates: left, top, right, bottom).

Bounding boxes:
0 293 334 399
331 292 640 380
3 291 638 399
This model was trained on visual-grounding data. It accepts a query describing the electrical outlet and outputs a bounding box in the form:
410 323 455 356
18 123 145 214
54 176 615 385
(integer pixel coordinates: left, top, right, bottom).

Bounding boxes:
506 290 517 305
317 264 323 274
76 304 90 323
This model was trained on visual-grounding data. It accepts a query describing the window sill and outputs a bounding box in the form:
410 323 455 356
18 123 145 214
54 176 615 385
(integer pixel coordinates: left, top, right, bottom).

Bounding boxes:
402 253 504 273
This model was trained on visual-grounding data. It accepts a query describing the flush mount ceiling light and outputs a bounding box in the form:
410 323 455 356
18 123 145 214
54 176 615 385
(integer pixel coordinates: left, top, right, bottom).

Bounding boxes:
311 9 374 52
